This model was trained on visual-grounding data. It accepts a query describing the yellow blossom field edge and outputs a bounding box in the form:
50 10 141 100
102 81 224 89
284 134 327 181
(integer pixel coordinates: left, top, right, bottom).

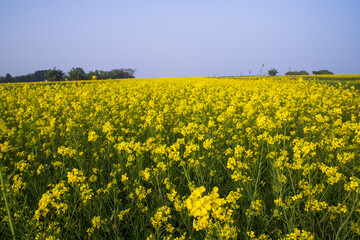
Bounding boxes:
0 76 360 239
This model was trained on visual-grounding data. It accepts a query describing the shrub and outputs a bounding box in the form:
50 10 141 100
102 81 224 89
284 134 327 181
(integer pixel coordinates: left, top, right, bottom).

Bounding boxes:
312 70 334 75
45 68 64 81
285 71 309 75
268 68 278 76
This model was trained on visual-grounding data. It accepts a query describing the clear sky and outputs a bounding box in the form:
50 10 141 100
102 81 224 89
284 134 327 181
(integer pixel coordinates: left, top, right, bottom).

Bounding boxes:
0 0 359 78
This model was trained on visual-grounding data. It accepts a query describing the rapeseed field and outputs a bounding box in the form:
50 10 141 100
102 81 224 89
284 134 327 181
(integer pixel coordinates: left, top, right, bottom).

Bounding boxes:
0 77 359 239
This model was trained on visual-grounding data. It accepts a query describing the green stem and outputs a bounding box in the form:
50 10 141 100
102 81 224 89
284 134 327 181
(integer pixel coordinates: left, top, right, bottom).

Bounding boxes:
335 188 359 240
181 163 192 190
0 167 16 240
213 218 224 240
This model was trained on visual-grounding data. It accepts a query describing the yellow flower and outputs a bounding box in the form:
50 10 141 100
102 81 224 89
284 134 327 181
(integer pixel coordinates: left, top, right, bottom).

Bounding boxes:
304 199 328 212
140 168 151 181
12 174 26 193
118 208 130 220
203 138 214 150
283 228 314 240
57 146 77 157
79 183 93 204
67 168 86 185
121 173 128 183
135 186 151 201
185 186 227 231
88 130 99 142
87 216 106 236
344 176 360 192
246 199 264 217
37 164 44 175
91 216 103 229
151 206 171 228
0 141 11 152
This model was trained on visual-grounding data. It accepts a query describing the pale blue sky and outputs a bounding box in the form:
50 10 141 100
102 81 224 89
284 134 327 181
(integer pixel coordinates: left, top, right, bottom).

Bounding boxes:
0 0 359 78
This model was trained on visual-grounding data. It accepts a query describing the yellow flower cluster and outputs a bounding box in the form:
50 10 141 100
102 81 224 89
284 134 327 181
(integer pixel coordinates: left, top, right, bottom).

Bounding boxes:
57 146 77 158
1 76 360 239
86 216 106 236
67 168 86 185
185 186 226 230
246 199 264 217
150 206 171 228
11 174 26 193
87 130 99 142
34 181 69 220
283 228 314 240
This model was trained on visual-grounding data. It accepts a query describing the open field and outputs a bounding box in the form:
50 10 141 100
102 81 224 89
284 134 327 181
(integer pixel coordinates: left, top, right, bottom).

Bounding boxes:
1 76 360 239
302 74 360 81
220 74 360 90
302 74 360 90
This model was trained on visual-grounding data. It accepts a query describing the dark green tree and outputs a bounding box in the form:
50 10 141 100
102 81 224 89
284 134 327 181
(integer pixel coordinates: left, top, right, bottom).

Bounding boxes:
88 70 100 80
312 70 334 75
99 71 110 79
285 71 309 75
109 68 136 79
33 70 47 82
45 68 64 81
6 73 12 82
68 67 87 80
268 68 278 76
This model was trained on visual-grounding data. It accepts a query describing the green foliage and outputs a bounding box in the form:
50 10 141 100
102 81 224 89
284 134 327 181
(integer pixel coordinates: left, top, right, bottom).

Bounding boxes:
5 74 12 82
86 69 136 80
45 68 64 81
312 70 334 75
88 70 100 80
285 71 309 75
68 67 87 80
0 71 47 83
268 68 278 76
0 74 11 83
109 68 136 79
0 68 136 83
33 70 47 81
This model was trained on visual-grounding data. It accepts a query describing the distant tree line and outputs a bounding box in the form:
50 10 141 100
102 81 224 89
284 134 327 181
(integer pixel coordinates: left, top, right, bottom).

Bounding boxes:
0 67 136 83
285 71 310 75
266 68 334 77
285 70 334 76
312 70 333 75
